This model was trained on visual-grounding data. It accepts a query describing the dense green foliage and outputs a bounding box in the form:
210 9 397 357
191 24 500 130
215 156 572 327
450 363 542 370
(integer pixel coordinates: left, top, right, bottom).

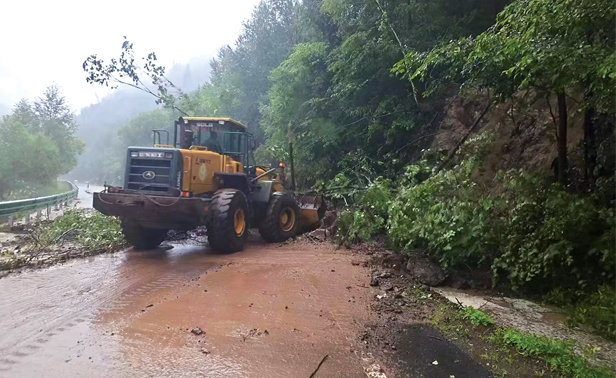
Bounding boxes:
327 0 614 335
256 0 510 186
402 0 615 105
335 177 393 243
545 285 616 342
399 0 615 185
0 85 84 200
1 209 127 271
340 135 615 293
492 329 614 378
42 209 125 252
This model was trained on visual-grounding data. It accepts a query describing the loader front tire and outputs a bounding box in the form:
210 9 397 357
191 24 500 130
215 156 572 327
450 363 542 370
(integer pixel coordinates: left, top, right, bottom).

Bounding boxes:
208 189 249 253
121 220 168 250
259 193 300 243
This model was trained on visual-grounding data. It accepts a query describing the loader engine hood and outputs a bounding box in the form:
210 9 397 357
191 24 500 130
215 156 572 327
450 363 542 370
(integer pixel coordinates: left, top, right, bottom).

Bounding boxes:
124 147 183 196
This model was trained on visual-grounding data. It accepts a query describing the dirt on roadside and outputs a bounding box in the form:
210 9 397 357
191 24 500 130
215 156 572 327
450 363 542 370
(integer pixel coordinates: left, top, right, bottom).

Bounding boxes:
347 242 611 378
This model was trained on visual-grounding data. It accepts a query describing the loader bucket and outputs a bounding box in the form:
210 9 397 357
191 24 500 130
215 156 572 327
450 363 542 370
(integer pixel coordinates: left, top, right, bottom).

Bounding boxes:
297 194 326 231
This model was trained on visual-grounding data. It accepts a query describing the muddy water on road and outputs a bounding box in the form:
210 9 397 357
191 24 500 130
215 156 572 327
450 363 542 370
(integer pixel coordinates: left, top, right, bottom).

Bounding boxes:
0 239 372 377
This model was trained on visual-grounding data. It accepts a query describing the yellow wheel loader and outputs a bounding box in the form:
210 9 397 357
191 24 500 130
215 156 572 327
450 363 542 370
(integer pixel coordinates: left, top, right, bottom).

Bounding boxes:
93 117 325 252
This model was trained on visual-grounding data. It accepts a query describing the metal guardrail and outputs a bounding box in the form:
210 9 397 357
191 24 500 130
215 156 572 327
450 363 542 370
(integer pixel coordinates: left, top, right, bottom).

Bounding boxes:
0 182 79 221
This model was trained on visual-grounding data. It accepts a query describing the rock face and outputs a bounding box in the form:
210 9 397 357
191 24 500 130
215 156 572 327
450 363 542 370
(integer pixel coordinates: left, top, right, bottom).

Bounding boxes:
406 254 446 286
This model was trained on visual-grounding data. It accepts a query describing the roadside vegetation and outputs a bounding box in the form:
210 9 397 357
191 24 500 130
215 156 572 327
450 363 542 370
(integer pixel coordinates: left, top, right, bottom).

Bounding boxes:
430 302 614 378
337 133 615 339
0 85 84 201
545 286 616 342
0 209 125 272
492 328 613 378
332 0 615 342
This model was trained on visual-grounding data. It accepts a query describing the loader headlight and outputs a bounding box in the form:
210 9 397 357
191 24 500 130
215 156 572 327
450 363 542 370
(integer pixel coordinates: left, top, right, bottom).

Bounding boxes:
164 152 173 159
130 151 139 157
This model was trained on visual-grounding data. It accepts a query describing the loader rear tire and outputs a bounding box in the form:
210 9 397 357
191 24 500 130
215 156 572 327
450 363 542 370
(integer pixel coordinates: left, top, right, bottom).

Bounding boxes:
121 220 168 250
259 193 300 243
208 189 249 253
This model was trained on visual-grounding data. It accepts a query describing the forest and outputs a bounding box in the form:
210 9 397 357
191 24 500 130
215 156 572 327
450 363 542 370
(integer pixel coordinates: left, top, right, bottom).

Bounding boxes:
0 85 83 200
3 0 612 339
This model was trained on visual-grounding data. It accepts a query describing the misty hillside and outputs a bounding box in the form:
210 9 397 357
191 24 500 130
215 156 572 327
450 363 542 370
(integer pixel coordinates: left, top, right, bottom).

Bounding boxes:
70 54 213 183
0 87 13 117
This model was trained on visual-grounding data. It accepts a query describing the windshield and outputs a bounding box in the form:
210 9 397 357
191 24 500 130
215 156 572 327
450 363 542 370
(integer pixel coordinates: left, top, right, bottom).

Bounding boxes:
191 129 246 159
193 129 223 153
222 132 245 154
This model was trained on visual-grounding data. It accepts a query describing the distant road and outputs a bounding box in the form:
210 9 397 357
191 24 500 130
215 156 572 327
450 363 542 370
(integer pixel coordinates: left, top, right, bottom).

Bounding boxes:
74 184 105 209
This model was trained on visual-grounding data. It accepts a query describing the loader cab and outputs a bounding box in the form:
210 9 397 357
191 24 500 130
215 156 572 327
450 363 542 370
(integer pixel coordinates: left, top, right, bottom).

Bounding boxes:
174 117 257 173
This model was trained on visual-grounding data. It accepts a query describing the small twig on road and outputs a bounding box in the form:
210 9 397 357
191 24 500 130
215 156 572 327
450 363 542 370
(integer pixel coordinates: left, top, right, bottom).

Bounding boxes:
428 335 444 341
306 235 319 244
309 355 330 378
455 297 464 309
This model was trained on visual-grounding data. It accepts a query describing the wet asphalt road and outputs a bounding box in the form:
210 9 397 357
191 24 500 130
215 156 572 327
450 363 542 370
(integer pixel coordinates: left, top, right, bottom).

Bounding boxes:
73 184 104 209
0 240 373 378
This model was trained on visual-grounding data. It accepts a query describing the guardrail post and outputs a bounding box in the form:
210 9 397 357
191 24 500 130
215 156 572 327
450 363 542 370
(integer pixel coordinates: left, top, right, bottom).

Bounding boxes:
8 215 14 227
25 212 31 224
36 209 42 220
46 205 51 219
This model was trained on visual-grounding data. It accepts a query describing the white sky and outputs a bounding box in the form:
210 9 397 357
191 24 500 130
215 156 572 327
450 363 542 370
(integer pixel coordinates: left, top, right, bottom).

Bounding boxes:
0 0 261 113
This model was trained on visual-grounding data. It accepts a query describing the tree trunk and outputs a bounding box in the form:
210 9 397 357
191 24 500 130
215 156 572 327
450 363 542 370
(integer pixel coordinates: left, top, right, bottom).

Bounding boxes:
289 142 296 191
557 92 568 186
583 93 596 186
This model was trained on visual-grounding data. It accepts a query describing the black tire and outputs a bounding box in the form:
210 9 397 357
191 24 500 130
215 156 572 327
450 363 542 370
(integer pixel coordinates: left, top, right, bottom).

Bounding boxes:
259 193 300 243
121 220 168 250
208 189 249 253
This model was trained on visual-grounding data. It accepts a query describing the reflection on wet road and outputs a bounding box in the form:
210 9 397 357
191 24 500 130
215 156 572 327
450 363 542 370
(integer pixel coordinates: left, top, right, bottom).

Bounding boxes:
74 184 104 209
0 240 371 377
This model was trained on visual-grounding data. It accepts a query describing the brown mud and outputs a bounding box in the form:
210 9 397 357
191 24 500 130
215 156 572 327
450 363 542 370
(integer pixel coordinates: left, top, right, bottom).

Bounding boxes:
0 237 373 378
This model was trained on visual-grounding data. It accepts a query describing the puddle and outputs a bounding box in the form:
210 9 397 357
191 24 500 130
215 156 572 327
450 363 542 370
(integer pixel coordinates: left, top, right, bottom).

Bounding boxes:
389 324 492 378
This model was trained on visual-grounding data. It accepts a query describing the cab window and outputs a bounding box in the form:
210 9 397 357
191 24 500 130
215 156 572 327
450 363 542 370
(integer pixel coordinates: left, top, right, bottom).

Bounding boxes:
222 132 245 154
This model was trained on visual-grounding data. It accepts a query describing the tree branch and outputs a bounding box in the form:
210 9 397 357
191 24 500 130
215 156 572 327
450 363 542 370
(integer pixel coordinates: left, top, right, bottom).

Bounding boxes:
436 96 492 173
372 0 422 105
545 92 558 139
109 75 190 116
395 130 446 154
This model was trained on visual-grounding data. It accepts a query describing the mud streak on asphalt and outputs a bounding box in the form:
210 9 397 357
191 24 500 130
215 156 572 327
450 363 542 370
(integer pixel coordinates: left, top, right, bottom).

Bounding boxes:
0 239 372 378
